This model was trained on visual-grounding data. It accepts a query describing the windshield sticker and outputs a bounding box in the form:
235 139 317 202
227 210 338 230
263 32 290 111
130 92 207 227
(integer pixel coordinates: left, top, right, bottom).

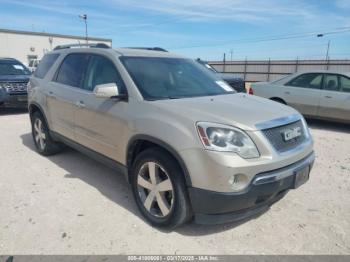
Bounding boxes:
216 81 233 91
13 65 24 70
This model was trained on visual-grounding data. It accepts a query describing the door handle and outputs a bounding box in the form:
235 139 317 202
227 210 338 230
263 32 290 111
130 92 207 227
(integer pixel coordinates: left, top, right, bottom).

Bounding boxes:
75 101 86 108
284 91 290 95
47 91 56 99
325 95 332 99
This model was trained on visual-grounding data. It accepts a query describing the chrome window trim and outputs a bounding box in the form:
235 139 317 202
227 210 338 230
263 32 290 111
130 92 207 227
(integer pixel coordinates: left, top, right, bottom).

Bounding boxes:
255 114 301 130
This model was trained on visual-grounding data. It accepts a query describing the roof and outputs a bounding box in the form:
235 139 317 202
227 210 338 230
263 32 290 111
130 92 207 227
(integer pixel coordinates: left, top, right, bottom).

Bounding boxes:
49 45 183 58
0 57 20 63
0 28 112 42
114 48 183 58
272 70 350 84
292 70 350 76
0 57 16 60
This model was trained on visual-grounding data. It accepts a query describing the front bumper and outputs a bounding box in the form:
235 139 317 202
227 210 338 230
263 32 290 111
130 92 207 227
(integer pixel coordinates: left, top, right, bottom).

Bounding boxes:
189 152 315 225
0 90 28 107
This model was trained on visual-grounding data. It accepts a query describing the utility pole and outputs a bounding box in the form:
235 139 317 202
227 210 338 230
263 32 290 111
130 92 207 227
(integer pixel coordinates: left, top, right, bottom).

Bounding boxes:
317 33 331 67
295 56 299 73
230 49 233 61
326 40 331 61
243 56 248 82
326 40 331 70
79 14 88 44
223 53 226 73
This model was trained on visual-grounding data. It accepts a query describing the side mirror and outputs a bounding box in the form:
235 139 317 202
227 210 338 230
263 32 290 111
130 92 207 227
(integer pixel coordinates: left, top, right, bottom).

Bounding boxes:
93 83 126 99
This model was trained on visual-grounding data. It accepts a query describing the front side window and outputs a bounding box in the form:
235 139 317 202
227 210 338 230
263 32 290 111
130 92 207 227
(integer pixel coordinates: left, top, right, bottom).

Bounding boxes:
121 57 235 100
324 75 340 91
55 54 89 88
286 73 323 89
34 54 59 79
0 61 31 76
83 55 126 93
339 75 350 93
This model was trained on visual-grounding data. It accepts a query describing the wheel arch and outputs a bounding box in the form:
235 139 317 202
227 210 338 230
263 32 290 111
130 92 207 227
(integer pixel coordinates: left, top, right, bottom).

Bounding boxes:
29 102 50 127
126 135 192 187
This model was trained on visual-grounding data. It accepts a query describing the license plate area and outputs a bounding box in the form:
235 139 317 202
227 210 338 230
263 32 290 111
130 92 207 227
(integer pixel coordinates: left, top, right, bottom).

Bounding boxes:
17 96 27 102
293 165 310 189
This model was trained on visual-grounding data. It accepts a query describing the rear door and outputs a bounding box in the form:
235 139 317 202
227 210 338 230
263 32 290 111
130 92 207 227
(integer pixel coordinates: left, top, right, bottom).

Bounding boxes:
282 73 323 116
73 54 129 162
47 53 89 140
318 74 350 122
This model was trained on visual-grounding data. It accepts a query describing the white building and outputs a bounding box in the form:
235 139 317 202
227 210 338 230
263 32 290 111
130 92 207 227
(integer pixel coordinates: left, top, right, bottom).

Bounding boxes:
0 28 112 66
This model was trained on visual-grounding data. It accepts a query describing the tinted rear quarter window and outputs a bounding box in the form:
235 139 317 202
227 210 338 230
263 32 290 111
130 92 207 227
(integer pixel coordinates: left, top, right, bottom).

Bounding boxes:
55 53 89 88
34 54 60 79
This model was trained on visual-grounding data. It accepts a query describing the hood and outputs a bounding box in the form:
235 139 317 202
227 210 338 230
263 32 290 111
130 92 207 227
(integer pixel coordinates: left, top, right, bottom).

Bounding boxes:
217 73 243 82
152 93 299 131
0 75 30 82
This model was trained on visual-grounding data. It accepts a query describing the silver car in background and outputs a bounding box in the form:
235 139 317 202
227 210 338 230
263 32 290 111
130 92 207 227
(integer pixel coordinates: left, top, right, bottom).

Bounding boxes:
251 71 350 123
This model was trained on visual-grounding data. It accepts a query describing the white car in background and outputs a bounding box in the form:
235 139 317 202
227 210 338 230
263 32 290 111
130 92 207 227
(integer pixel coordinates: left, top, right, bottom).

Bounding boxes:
250 71 350 123
28 59 40 73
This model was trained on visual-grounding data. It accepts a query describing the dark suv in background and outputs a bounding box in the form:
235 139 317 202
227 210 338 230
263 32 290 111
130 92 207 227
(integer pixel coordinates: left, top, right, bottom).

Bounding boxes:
0 58 31 108
196 59 246 93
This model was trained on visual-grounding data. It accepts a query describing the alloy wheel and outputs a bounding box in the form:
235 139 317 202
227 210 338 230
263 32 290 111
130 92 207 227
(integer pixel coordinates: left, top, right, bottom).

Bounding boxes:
33 118 46 150
137 162 174 218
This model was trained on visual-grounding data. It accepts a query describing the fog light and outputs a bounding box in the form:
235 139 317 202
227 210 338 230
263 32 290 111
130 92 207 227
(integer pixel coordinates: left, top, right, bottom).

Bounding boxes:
229 174 248 191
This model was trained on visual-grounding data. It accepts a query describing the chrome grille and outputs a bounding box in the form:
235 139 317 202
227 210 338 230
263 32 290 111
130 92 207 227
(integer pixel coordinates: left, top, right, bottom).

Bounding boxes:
3 82 28 93
262 120 306 153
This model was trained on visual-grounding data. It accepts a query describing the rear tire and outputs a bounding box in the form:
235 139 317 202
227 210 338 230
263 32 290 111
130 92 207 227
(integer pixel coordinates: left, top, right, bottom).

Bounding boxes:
131 148 192 229
31 112 64 156
270 98 286 105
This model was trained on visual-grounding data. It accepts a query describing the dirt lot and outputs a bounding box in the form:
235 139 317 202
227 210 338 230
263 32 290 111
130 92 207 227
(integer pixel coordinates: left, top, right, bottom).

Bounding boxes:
0 109 349 255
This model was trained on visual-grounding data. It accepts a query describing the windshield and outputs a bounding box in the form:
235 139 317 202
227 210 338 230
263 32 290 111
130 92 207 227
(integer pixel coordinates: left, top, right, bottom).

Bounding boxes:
121 57 235 100
0 62 31 76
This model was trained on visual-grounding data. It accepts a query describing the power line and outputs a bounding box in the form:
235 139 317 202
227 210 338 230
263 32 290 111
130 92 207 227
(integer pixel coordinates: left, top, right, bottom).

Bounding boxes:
169 27 350 50
223 42 328 54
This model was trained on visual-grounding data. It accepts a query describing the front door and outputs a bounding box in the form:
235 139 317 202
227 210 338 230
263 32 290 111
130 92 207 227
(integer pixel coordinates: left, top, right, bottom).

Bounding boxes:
282 73 323 116
73 54 129 162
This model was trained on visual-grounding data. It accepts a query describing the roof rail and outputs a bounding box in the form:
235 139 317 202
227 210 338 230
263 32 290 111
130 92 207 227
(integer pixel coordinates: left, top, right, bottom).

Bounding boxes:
126 47 168 52
53 43 110 51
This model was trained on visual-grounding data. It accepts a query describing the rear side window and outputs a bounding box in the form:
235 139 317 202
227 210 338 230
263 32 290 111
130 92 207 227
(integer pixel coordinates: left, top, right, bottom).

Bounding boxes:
324 74 340 91
286 73 323 89
55 53 89 88
34 54 59 79
340 75 350 93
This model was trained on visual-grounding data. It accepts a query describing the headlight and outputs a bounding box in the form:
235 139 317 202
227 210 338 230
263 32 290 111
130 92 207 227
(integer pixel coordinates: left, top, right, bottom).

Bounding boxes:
196 122 260 159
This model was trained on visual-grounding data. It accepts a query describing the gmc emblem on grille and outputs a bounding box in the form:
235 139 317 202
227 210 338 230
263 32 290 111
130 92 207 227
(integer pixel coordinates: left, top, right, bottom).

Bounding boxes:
282 127 302 141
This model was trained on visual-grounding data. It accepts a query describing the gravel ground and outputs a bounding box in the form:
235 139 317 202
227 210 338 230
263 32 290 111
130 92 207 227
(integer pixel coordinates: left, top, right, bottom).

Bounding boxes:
0 109 349 255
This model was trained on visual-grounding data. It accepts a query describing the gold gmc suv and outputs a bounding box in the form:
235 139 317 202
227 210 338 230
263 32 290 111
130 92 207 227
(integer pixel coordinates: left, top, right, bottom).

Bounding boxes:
28 44 315 229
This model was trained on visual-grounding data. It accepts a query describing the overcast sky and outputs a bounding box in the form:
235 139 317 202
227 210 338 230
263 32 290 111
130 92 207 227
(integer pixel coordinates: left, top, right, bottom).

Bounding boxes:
1 0 349 60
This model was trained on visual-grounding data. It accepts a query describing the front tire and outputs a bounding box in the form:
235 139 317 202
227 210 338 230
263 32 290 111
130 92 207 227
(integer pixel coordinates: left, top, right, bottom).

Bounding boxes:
31 112 63 156
131 148 192 229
